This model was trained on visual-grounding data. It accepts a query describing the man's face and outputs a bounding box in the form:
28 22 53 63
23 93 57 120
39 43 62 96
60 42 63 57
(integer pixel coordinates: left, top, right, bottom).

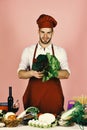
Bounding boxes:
39 28 53 44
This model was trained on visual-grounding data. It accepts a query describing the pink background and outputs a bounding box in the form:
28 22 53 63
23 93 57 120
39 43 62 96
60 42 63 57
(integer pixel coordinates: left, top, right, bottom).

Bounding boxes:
0 0 87 113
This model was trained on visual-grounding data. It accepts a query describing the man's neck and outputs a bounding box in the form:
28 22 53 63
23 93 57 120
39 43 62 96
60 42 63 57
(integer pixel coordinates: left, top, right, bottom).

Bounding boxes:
39 41 51 49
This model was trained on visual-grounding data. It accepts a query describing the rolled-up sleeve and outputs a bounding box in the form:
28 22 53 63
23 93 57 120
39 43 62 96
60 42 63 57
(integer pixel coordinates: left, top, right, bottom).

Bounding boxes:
17 48 30 73
56 47 71 74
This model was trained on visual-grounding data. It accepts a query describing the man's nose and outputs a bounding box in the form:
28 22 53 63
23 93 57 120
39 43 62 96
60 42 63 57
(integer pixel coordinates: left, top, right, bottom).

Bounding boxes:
44 33 48 38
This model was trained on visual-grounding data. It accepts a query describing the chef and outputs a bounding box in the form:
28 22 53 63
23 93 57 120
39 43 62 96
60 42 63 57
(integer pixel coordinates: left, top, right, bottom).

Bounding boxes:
17 14 70 115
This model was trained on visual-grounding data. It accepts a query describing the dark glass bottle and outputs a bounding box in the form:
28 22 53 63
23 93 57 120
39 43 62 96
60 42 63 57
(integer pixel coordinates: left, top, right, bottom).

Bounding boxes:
8 86 14 112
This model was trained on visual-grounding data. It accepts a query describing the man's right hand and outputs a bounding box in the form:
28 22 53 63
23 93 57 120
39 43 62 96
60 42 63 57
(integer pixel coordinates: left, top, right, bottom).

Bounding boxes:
18 70 44 79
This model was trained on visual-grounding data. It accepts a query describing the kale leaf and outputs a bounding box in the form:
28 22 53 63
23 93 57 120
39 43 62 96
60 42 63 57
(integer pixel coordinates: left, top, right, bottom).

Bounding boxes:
32 53 61 82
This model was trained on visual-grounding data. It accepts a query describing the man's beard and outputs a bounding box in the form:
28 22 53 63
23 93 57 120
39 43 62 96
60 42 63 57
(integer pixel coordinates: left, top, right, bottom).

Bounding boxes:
40 37 52 44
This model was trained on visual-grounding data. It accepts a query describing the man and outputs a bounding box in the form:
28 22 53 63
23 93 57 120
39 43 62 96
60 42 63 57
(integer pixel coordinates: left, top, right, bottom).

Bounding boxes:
17 14 70 115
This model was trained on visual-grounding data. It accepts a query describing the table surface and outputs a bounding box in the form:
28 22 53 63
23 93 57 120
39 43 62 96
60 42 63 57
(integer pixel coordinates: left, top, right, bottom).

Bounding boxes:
0 124 87 130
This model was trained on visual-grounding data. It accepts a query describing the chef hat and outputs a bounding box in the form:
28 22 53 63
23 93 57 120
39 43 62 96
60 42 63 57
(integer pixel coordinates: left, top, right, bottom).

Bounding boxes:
36 14 57 28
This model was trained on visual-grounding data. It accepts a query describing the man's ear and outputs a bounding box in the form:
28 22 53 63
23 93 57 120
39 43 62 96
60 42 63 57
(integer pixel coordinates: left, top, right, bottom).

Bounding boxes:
37 29 40 34
52 30 54 36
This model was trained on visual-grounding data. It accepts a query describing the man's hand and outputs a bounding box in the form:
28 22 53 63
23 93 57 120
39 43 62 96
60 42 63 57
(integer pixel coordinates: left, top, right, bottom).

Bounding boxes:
18 70 44 79
30 70 44 79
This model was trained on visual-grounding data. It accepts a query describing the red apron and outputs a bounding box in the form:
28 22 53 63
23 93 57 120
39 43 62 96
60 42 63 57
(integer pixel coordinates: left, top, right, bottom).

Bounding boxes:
23 44 64 115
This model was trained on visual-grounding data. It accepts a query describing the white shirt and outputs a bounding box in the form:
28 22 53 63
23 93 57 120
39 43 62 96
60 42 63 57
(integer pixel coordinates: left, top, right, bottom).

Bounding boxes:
17 43 70 73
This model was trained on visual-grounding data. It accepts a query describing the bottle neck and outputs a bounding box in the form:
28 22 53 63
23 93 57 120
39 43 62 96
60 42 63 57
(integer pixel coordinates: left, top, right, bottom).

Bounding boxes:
9 86 12 97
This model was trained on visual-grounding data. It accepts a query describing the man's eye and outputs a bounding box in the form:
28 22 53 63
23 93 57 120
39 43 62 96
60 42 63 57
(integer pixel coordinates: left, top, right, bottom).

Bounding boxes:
40 31 44 33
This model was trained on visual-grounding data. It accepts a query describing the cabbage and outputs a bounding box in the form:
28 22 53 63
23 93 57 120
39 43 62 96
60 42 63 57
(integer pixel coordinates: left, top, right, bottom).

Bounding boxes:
60 102 87 129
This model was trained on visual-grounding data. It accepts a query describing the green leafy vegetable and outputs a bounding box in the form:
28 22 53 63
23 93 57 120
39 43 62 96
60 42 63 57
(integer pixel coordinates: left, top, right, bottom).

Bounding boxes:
32 54 48 72
17 106 40 119
60 102 87 129
32 53 61 82
26 106 40 116
58 119 74 126
61 102 84 121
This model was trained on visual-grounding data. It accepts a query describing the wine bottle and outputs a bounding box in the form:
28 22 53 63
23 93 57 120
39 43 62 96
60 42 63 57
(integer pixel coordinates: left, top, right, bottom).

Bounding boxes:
8 86 14 112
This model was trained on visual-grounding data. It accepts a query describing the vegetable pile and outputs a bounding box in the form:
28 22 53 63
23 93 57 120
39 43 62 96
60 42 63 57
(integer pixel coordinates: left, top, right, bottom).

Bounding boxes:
1 103 87 129
32 53 61 82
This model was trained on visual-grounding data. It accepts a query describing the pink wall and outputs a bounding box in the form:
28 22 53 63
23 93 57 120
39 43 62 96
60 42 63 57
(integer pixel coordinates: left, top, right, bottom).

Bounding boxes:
0 0 87 113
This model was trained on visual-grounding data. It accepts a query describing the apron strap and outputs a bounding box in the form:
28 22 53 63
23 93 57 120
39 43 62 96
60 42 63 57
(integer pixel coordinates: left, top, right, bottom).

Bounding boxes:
33 44 55 62
33 44 38 63
52 44 55 56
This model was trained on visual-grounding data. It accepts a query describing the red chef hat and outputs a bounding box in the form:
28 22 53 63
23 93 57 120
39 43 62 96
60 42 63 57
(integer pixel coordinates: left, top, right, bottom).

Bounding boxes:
37 14 57 28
